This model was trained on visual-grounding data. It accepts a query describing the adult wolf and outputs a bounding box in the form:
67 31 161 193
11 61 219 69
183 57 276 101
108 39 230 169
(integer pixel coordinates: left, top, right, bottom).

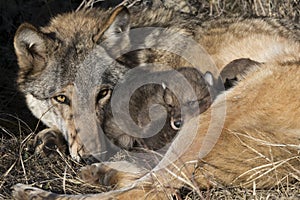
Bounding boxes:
13 58 300 199
14 6 300 161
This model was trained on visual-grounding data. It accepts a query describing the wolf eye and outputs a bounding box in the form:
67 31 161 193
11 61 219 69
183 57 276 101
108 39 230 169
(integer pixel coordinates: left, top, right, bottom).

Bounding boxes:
97 88 110 101
54 95 70 105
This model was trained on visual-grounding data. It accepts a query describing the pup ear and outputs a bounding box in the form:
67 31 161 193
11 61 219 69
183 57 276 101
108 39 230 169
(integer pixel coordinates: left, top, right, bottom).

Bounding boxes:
94 6 131 56
176 67 213 87
204 71 214 87
162 82 176 107
14 23 48 74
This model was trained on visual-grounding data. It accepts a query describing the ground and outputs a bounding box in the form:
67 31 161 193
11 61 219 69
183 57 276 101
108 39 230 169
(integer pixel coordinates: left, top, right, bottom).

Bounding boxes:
0 0 299 199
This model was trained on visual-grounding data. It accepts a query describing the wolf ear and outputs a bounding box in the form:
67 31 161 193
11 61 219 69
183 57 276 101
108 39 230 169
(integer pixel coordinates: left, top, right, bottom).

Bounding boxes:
103 6 130 38
14 23 48 74
95 6 130 56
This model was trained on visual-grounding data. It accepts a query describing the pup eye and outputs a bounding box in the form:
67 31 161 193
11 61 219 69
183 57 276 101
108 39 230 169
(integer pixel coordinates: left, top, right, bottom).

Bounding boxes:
97 88 111 102
171 119 183 130
53 95 70 105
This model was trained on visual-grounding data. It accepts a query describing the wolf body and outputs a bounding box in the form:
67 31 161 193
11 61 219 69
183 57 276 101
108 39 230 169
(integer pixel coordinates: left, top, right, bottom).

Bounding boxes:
12 4 300 199
14 6 300 160
13 58 300 199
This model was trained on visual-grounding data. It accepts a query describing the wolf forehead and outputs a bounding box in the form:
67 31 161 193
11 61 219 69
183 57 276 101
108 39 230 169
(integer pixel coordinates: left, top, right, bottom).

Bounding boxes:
19 53 125 100
41 8 113 45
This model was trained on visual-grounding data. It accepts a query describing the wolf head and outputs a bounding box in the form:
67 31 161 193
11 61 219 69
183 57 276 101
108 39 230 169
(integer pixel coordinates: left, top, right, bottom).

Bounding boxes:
14 6 134 160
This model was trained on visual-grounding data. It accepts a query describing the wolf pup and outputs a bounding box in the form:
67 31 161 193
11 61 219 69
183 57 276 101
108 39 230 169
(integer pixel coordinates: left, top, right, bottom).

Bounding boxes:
103 67 217 151
220 58 261 89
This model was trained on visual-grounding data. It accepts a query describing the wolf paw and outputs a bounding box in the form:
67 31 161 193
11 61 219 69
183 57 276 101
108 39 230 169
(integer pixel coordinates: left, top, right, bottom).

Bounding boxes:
80 163 118 187
28 128 67 157
12 184 54 200
80 161 146 188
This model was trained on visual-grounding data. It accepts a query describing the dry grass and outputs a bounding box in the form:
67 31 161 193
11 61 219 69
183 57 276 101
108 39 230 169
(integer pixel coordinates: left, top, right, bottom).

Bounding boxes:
0 120 108 199
1 127 299 199
0 0 299 199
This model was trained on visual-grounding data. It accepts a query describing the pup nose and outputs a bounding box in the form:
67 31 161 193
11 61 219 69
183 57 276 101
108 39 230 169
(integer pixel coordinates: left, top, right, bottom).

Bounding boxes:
81 155 100 165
